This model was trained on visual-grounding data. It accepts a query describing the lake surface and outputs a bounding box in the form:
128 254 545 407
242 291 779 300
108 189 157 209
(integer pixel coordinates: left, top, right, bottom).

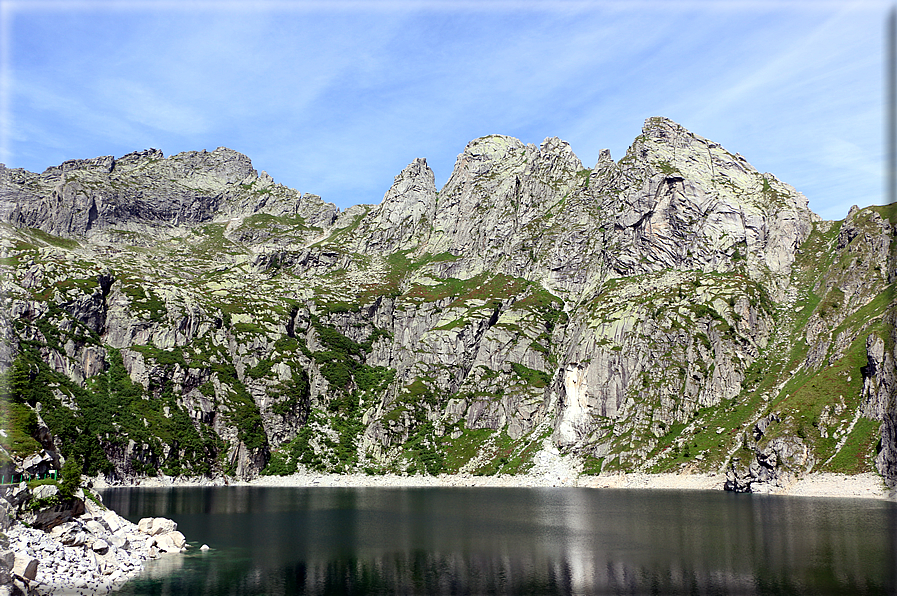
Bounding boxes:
102 486 897 595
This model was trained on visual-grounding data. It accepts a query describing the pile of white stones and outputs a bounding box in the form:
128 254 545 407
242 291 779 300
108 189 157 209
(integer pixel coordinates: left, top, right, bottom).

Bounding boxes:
0 483 188 595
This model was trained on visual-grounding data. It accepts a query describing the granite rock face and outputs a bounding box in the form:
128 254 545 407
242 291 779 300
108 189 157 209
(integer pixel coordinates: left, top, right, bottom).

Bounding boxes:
0 147 336 238
0 117 893 488
869 310 897 488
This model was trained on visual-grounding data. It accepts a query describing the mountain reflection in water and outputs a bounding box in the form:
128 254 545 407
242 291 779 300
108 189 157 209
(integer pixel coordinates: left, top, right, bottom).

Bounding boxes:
102 486 897 595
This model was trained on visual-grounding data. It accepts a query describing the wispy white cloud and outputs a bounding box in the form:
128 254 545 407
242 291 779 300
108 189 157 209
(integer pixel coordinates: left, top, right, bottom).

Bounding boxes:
91 78 211 135
0 0 13 165
0 0 890 219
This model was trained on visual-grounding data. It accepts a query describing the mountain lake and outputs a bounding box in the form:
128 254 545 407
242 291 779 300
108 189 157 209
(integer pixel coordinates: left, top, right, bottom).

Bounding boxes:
101 486 897 595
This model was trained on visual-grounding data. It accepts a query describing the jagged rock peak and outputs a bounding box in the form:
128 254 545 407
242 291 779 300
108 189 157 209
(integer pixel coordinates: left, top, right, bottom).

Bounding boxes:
41 154 117 178
536 136 584 177
539 136 578 158
378 158 437 224
386 158 436 198
33 146 256 187
159 147 257 185
639 115 722 147
452 134 583 173
349 158 438 253
463 133 529 156
108 148 164 171
642 115 690 136
443 133 583 194
630 116 765 186
0 146 264 237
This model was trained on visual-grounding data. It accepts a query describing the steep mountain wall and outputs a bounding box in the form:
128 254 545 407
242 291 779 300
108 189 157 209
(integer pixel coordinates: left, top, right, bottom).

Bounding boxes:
0 117 893 491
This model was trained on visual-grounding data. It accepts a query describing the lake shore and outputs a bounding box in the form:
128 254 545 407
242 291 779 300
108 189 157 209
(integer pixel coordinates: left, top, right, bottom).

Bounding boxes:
95 471 894 500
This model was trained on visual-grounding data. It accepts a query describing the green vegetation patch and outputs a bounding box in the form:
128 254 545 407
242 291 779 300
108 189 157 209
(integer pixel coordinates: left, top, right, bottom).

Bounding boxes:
239 213 309 232
581 455 605 476
4 344 109 475
383 378 438 426
122 285 167 322
509 363 551 388
263 410 327 475
0 400 42 457
824 417 881 474
211 361 267 451
437 424 495 473
308 316 395 395
654 160 681 176
131 345 187 369
6 341 225 478
24 228 80 250
816 287 844 318
402 422 444 476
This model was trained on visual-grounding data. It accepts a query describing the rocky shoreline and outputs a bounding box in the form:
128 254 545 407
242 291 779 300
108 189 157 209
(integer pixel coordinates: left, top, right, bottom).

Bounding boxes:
0 483 189 596
96 470 893 500
94 438 895 500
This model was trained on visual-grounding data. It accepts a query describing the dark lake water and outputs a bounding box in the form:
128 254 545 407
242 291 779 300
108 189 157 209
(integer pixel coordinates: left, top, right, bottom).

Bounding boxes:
101 486 897 595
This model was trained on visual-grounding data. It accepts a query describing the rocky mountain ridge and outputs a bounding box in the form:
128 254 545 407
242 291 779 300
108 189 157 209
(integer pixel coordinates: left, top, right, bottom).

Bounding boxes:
1 117 894 493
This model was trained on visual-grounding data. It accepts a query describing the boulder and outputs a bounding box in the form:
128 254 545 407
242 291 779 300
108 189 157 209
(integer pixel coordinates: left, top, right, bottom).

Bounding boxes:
83 495 105 517
21 451 54 477
101 509 123 533
84 519 106 535
91 539 109 555
167 531 186 550
0 549 14 585
0 501 12 532
138 517 177 536
29 497 85 531
51 522 90 547
3 486 29 509
31 484 58 500
151 531 186 553
12 554 37 581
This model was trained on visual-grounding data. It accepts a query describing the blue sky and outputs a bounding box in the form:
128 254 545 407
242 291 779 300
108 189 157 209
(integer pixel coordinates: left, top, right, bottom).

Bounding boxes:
0 1 891 220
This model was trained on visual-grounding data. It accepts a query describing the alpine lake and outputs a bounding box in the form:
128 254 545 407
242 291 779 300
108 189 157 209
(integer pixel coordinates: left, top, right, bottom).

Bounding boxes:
101 485 897 595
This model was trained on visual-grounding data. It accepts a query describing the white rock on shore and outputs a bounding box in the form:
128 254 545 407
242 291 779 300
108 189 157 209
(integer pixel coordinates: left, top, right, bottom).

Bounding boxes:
92 467 893 500
244 470 891 498
85 438 892 499
0 485 186 596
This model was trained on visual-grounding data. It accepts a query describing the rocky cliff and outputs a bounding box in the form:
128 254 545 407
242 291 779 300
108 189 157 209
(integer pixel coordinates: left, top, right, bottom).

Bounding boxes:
0 117 894 491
